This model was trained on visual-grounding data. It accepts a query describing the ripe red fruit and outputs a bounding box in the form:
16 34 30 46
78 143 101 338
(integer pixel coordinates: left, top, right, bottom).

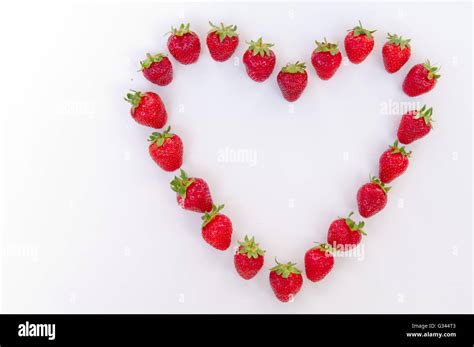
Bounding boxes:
277 61 308 102
234 235 265 280
206 21 239 62
125 90 167 129
357 177 390 218
403 60 440 97
201 204 232 251
167 23 201 65
382 33 411 73
311 38 342 80
243 38 276 82
140 53 173 86
327 212 366 251
344 21 376 64
397 105 434 144
379 140 411 184
148 126 183 172
170 169 213 213
269 260 303 302
304 243 335 282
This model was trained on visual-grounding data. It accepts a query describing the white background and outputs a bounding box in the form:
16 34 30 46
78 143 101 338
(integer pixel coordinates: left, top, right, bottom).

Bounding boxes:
0 1 472 313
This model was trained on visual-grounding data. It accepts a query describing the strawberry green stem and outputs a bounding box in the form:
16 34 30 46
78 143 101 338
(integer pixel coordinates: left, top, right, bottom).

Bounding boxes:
270 259 301 278
148 126 174 147
390 140 412 157
201 204 224 227
414 105 434 127
238 235 265 259
170 169 195 199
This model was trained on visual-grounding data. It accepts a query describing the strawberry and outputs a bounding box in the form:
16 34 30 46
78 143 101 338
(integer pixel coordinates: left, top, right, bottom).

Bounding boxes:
148 126 183 172
379 140 411 184
382 33 411 73
327 212 366 251
397 105 434 144
277 62 308 102
201 204 232 251
357 176 390 218
403 60 440 97
243 38 276 82
344 21 376 64
170 169 213 213
234 235 265 280
206 21 239 62
124 90 167 129
167 23 201 65
269 260 303 302
311 38 342 80
304 243 334 282
140 53 173 86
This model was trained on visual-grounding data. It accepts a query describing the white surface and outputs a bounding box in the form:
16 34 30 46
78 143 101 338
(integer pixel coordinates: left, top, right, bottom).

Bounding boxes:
0 1 472 313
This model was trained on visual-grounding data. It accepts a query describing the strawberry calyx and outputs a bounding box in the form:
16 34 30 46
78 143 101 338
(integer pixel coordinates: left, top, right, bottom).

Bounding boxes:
148 126 174 147
246 37 274 57
386 33 411 50
414 105 434 127
315 38 339 55
423 60 441 80
201 204 224 227
238 235 265 259
140 53 166 70
344 212 367 236
314 242 334 253
370 175 391 194
281 61 306 74
124 90 143 111
170 169 195 199
390 140 412 157
270 259 301 279
208 21 238 42
168 23 193 37
349 20 376 39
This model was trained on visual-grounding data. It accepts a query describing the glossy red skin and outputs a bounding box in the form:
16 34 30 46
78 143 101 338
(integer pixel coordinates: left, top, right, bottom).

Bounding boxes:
397 110 432 144
131 92 167 129
206 33 239 62
379 148 409 183
202 214 232 250
311 50 342 80
382 42 410 73
304 248 334 282
243 50 276 82
327 219 361 250
277 70 308 102
142 57 173 86
177 178 213 213
344 31 374 64
234 246 264 280
148 134 183 172
269 271 303 302
357 183 387 218
168 32 201 65
403 64 437 96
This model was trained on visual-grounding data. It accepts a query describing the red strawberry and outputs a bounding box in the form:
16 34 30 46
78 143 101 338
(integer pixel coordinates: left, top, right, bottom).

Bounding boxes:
277 62 308 102
167 23 201 65
327 212 366 251
125 90 167 129
234 235 265 280
379 140 411 183
206 21 239 62
243 38 276 82
201 204 232 251
140 53 173 86
382 33 411 73
357 176 390 218
304 243 335 282
397 105 434 144
311 38 342 80
148 126 183 172
403 60 440 96
170 169 212 213
344 21 376 64
269 260 303 302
